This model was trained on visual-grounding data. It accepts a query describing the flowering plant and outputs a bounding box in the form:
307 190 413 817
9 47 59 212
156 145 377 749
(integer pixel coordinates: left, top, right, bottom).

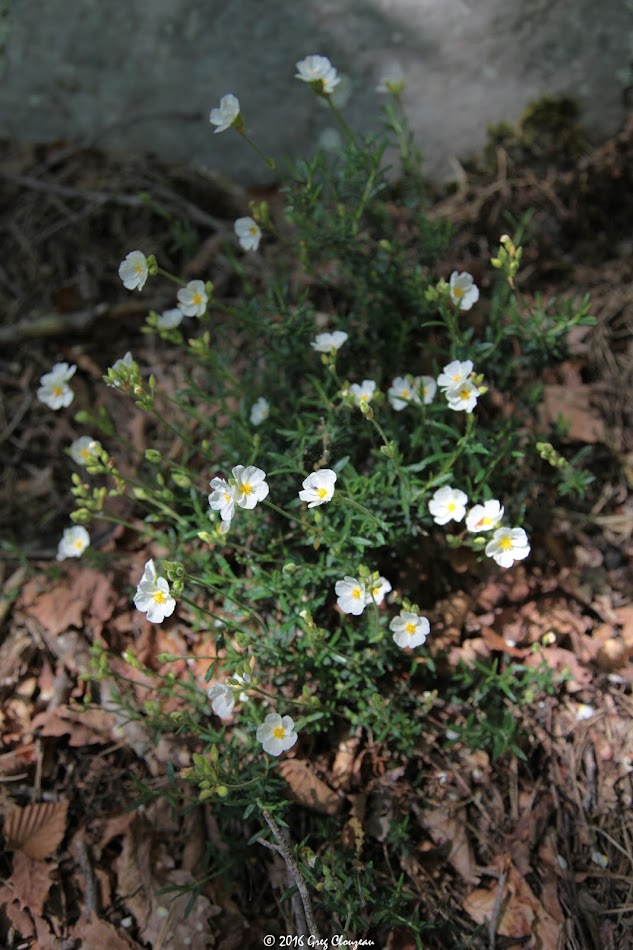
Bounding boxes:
51 54 596 938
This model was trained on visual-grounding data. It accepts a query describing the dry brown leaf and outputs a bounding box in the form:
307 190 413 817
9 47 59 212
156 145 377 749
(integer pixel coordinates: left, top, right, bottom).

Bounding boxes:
278 759 343 815
331 732 361 790
4 800 69 859
18 566 118 637
31 704 118 746
526 646 592 692
0 884 35 941
71 912 140 949
539 383 606 444
416 805 479 884
463 862 563 948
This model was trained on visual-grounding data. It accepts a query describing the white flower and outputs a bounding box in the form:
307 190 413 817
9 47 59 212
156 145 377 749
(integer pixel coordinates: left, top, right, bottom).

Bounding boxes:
449 271 479 310
133 559 176 623
106 351 135 388
576 703 595 721
207 683 235 718
335 576 367 615
419 375 437 405
257 713 298 756
390 611 430 649
208 477 237 523
69 436 100 467
387 376 421 411
156 307 184 329
227 671 252 702
364 576 392 606
466 500 504 533
485 527 530 568
445 379 480 413
37 362 77 410
209 94 241 133
232 465 269 509
298 469 337 508
56 525 90 561
118 251 149 291
429 486 468 525
349 380 376 407
177 280 208 317
437 359 474 391
295 55 340 95
235 216 261 252
250 397 270 426
376 65 405 95
311 331 348 353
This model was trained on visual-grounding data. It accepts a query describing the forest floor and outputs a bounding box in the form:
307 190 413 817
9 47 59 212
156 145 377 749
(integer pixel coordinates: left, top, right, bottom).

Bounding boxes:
0 105 632 949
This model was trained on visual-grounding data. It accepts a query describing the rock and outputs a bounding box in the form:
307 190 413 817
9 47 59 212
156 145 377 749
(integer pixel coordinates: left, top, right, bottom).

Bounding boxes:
0 0 630 183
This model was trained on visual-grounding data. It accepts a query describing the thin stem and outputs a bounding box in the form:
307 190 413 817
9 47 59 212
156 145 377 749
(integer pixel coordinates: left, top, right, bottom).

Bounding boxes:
326 97 356 144
238 130 277 171
260 809 321 940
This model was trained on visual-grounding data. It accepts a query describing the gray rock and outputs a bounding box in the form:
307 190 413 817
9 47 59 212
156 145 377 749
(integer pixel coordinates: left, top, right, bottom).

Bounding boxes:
0 0 630 183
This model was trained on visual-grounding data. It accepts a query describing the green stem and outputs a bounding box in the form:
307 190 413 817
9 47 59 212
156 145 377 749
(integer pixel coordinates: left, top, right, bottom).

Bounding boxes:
326 97 356 144
182 580 268 636
238 130 277 170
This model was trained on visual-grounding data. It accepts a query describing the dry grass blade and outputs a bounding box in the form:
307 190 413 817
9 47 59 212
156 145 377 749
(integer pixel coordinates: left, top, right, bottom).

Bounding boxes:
4 799 69 859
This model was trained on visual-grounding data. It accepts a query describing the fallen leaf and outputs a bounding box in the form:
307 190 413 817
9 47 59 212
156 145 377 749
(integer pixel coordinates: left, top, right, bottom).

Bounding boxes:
31 705 118 746
463 862 563 948
416 805 479 884
4 800 69 859
278 759 343 815
71 912 140 949
540 383 606 444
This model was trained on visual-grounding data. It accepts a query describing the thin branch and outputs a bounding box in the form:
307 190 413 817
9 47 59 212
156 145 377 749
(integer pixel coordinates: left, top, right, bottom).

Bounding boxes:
260 809 321 939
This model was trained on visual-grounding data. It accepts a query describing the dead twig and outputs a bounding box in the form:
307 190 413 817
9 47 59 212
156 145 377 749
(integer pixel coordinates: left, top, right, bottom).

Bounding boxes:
259 809 321 939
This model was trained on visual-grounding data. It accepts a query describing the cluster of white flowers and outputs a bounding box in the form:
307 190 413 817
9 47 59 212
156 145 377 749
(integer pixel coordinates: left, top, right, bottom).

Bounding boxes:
295 55 340 95
207 674 297 756
37 362 77 410
437 359 480 413
387 375 437 411
335 573 392 616
105 351 135 389
428 486 530 568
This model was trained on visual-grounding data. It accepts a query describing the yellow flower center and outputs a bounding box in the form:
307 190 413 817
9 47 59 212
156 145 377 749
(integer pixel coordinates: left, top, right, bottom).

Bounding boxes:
317 487 328 499
447 502 456 512
135 263 144 274
352 587 362 599
481 516 492 526
459 387 470 399
453 286 464 298
401 389 410 398
241 482 253 495
223 492 232 502
153 590 167 604
499 537 513 550
192 293 203 306
249 225 258 236
80 448 91 460
405 622 417 635
53 385 63 397
74 540 84 550
452 373 462 382
273 726 285 739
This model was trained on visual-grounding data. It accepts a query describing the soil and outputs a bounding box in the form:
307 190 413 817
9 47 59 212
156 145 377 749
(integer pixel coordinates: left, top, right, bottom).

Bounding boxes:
0 110 632 949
